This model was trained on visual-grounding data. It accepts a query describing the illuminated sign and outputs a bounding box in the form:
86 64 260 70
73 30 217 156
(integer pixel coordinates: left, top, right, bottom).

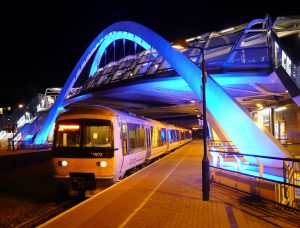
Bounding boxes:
58 125 80 131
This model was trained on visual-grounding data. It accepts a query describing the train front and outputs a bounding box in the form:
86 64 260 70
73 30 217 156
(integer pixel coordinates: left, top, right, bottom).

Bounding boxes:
52 118 117 196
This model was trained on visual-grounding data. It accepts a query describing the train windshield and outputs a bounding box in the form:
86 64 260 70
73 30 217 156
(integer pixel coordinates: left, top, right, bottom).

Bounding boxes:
56 123 81 147
83 120 113 148
55 119 113 148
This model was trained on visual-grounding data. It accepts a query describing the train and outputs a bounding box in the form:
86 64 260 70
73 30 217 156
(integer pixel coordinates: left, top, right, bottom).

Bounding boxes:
52 105 193 197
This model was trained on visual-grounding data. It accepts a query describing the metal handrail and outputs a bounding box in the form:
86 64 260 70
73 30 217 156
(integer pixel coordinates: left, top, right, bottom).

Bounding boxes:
209 149 300 162
9 140 52 151
212 166 300 189
209 145 300 209
209 148 300 194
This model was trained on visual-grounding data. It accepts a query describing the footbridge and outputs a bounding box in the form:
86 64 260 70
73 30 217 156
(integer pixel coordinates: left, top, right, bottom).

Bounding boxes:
32 16 300 166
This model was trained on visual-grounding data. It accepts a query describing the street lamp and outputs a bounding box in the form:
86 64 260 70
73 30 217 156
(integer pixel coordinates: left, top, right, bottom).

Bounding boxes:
172 40 210 201
11 104 24 151
11 111 15 151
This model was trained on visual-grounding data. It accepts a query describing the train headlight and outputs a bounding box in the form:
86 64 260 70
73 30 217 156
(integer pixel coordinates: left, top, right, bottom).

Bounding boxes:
62 161 68 166
58 160 68 166
96 161 107 167
100 161 107 167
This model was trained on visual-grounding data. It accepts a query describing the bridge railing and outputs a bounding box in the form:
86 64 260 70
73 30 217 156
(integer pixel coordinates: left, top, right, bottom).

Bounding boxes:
209 146 300 209
223 29 271 72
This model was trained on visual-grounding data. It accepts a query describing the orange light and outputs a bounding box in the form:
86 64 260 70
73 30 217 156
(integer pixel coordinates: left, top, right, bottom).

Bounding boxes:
172 45 186 50
58 125 80 131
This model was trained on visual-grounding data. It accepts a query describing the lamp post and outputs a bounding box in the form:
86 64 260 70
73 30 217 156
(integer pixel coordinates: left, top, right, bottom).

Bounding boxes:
11 111 15 151
172 40 210 200
11 104 24 151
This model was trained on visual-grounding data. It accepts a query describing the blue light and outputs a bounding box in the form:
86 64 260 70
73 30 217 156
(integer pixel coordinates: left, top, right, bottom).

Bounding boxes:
89 31 151 76
34 21 291 166
220 164 284 182
24 134 33 141
161 130 166 141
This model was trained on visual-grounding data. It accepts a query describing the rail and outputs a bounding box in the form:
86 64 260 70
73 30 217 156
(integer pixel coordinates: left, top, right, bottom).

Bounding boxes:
8 140 52 151
209 145 300 209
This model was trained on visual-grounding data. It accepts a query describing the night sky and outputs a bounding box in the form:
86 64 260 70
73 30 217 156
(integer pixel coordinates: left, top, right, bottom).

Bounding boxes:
0 0 299 107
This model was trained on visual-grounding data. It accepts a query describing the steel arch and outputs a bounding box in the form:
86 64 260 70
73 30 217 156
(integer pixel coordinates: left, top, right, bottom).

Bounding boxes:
34 21 289 164
89 31 152 76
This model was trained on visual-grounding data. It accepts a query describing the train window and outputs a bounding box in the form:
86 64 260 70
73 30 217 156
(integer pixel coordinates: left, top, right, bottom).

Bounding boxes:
56 123 80 147
168 129 181 143
151 127 159 147
170 130 175 143
151 127 166 147
161 128 166 144
83 120 113 148
181 131 185 140
168 130 172 142
127 123 145 151
138 127 146 149
185 131 191 139
175 130 180 142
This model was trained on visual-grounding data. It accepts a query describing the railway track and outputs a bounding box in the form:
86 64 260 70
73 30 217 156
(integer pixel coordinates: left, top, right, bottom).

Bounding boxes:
16 199 83 228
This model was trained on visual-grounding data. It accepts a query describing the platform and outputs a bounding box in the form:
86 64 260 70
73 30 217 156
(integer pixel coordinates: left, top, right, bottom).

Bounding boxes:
40 140 300 227
0 148 50 156
0 148 51 170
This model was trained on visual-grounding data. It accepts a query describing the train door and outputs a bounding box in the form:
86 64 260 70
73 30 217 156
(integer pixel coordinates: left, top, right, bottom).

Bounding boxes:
146 127 151 158
166 128 170 151
120 123 130 172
